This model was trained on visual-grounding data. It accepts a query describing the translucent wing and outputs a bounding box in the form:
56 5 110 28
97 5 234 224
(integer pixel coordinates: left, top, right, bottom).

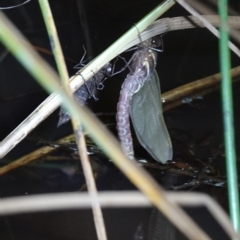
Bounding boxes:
130 70 172 163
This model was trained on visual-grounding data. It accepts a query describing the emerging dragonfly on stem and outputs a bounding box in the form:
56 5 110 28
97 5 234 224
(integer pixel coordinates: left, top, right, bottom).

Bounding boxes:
116 34 172 163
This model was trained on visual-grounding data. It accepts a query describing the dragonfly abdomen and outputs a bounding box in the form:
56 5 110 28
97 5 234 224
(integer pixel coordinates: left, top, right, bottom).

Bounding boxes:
116 39 158 160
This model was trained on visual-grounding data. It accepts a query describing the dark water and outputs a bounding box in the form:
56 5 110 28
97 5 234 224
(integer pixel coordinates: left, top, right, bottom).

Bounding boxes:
0 208 231 240
0 208 150 240
0 160 231 240
0 146 232 240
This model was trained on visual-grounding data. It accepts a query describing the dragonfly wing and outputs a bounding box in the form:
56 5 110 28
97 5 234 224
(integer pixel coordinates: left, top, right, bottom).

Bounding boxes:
130 70 172 163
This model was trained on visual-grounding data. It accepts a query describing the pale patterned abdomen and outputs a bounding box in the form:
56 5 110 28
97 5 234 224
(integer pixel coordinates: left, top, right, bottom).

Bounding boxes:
116 75 144 158
116 43 157 159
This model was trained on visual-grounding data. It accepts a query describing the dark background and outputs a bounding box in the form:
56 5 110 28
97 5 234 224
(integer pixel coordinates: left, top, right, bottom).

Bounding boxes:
0 0 240 239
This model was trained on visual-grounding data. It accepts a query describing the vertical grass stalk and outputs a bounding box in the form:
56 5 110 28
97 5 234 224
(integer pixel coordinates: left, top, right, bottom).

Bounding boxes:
218 0 240 231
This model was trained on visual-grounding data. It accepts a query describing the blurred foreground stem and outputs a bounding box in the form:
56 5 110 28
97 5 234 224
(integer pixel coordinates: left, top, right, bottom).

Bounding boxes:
38 1 107 239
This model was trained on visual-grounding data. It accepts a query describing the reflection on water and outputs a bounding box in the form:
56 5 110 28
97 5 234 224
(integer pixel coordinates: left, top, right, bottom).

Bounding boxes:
134 222 144 240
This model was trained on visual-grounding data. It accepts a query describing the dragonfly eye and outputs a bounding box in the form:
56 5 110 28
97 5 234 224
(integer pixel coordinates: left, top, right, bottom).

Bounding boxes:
103 63 112 74
106 66 112 73
151 36 162 48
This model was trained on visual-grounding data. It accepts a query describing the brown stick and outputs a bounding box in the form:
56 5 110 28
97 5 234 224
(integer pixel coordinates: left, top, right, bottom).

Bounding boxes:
163 65 240 111
0 134 75 176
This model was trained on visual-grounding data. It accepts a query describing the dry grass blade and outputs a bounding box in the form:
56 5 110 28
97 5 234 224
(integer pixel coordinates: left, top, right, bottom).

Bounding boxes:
124 15 240 50
187 0 240 44
0 191 239 240
176 0 240 57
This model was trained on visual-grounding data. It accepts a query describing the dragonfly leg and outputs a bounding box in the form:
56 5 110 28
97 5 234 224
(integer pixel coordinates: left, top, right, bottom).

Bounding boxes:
111 53 136 76
73 45 89 69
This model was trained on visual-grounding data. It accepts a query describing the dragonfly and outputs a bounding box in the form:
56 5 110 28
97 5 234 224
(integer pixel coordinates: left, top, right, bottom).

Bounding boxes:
57 62 112 127
116 36 172 163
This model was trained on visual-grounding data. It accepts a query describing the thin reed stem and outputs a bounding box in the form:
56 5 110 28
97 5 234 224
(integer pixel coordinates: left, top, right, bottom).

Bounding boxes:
38 1 107 239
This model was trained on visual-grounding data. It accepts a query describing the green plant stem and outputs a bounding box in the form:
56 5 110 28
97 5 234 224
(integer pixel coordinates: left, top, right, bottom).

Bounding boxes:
218 0 240 232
